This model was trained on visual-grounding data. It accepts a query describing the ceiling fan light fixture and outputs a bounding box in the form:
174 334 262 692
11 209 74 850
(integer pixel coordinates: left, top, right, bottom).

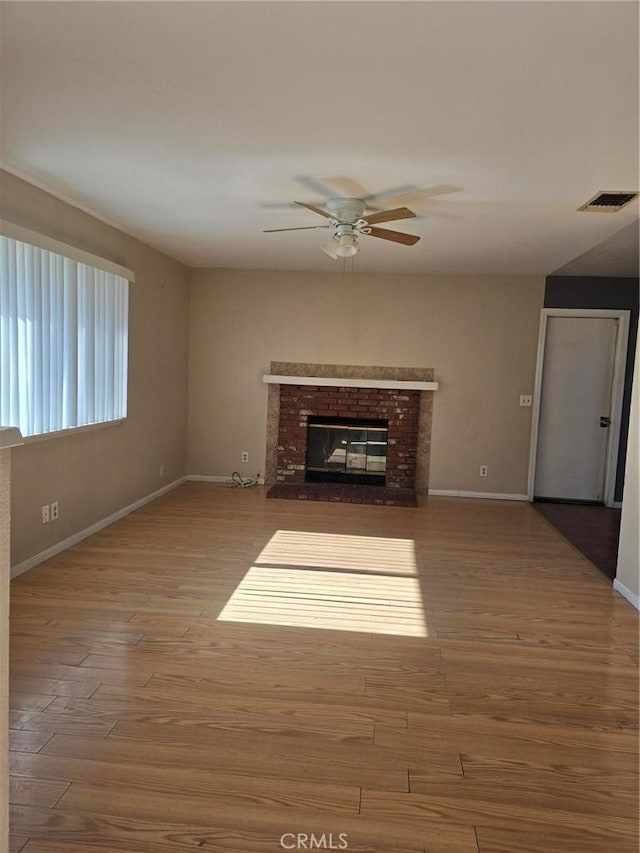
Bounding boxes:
322 237 340 259
336 234 358 258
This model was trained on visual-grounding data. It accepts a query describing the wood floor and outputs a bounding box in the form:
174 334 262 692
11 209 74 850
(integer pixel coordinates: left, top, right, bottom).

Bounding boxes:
8 483 639 853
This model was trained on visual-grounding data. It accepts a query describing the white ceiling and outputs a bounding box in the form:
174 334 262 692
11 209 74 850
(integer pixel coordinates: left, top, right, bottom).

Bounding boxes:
1 1 638 276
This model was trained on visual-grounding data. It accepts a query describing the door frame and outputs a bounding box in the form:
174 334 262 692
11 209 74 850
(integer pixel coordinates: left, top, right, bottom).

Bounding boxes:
527 308 630 507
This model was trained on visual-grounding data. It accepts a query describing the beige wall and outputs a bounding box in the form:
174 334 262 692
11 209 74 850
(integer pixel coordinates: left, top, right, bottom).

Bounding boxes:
1 171 191 566
616 337 639 603
188 269 544 494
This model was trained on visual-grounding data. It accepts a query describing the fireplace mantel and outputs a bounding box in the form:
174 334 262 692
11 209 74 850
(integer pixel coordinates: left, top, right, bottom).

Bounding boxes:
263 374 439 391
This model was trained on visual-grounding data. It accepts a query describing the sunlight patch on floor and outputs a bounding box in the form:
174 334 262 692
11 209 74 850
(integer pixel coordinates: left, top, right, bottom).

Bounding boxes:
218 530 427 636
255 529 418 575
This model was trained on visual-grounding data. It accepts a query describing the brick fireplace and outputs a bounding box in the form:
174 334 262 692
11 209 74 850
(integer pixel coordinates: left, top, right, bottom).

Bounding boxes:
264 363 437 504
277 384 418 489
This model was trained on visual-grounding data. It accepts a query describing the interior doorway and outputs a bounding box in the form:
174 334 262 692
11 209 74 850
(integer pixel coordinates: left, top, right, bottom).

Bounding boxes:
528 309 630 507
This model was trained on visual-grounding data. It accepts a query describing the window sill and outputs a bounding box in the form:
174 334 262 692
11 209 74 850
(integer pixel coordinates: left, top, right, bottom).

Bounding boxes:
21 419 126 445
0 427 24 449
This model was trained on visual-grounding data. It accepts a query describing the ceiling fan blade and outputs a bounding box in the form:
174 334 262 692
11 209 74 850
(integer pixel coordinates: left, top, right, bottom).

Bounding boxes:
367 226 420 246
364 207 416 225
294 201 334 219
321 176 374 201
295 176 340 197
263 226 329 233
375 185 462 209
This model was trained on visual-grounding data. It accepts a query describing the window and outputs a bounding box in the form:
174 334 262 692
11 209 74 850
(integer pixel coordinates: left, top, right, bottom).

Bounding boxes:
0 225 132 438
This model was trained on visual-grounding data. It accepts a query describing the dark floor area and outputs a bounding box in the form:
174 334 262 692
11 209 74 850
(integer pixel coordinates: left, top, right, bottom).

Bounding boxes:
266 481 418 506
533 501 622 580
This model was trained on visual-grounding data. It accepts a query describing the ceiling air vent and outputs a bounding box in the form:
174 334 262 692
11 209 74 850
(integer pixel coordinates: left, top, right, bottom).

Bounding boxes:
578 191 639 212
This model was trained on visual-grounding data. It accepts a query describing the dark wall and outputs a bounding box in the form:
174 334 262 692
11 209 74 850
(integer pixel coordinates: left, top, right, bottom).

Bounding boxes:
544 276 639 502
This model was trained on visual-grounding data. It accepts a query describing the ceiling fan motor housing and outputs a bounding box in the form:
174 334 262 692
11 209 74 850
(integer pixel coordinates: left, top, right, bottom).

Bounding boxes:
326 197 366 223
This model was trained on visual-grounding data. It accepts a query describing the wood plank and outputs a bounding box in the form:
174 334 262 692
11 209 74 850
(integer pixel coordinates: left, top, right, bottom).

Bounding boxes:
10 661 151 688
9 648 89 667
56 783 478 852
40 692 375 745
441 672 640 711
10 730 54 753
10 775 69 808
11 675 102 699
92 680 409 728
108 719 446 784
22 843 144 853
10 706 116 737
376 722 639 773
364 672 451 713
40 730 436 791
9 692 57 712
11 626 144 646
460 752 639 792
408 771 638 820
408 710 639 754
449 695 638 731
12 803 474 853
9 605 137 623
360 787 638 836
475 824 639 853
11 750 360 814
22 842 423 853
79 655 432 715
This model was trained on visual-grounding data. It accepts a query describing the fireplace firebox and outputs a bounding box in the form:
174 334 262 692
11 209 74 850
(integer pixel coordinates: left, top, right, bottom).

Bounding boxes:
306 416 388 486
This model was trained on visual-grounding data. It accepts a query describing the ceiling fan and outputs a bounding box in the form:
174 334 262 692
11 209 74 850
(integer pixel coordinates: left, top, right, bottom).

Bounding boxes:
263 198 420 259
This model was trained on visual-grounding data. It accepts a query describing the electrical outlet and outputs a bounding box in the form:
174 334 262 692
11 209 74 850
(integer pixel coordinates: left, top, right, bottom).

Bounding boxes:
519 394 533 407
41 504 50 524
479 465 488 477
241 451 249 464
50 501 59 521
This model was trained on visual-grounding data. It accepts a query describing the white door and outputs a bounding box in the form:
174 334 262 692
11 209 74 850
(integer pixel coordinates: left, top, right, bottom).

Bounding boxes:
534 316 618 502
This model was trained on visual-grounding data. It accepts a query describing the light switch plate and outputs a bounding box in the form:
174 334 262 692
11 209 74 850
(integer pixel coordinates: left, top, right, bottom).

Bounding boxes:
520 395 532 407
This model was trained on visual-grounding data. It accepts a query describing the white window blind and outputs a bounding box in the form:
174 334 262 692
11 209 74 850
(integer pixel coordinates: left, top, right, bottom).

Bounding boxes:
0 234 129 438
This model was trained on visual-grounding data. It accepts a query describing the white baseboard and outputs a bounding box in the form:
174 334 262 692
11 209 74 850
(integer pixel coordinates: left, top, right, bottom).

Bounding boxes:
189 480 519 497
188 474 265 485
428 489 529 501
10 476 187 580
613 578 640 611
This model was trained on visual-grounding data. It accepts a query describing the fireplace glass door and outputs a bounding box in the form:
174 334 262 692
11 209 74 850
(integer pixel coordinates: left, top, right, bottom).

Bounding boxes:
306 418 388 485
